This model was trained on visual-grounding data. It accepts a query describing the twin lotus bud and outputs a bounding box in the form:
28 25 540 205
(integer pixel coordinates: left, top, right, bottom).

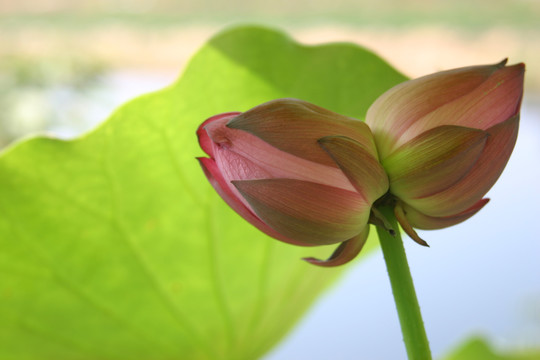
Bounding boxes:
197 60 525 267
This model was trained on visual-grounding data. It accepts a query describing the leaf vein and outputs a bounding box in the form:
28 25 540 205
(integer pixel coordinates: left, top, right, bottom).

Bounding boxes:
102 125 216 359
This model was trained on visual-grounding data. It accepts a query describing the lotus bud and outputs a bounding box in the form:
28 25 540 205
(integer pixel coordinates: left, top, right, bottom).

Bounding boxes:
197 99 389 266
366 60 525 244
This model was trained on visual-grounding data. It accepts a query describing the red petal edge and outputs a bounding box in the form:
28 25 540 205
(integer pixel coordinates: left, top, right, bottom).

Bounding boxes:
197 112 242 157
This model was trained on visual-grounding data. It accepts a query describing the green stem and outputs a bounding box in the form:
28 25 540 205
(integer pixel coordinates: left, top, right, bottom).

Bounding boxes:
376 205 432 360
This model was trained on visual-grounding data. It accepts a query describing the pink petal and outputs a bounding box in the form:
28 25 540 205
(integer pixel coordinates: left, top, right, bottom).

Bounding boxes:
227 98 379 167
398 63 524 148
366 61 506 159
383 125 488 201
207 117 356 192
318 135 389 204
197 157 306 246
197 112 241 157
303 227 370 267
233 179 370 246
402 198 490 230
406 115 518 217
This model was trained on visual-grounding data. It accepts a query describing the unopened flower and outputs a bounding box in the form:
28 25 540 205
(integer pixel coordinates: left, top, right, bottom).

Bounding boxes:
366 60 525 244
197 99 389 266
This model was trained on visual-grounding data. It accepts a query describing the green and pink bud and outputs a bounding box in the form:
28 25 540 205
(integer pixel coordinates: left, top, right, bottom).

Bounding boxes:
366 60 525 243
197 60 525 264
197 99 389 266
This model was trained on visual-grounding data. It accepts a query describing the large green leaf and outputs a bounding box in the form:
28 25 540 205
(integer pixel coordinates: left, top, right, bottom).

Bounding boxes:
0 25 406 359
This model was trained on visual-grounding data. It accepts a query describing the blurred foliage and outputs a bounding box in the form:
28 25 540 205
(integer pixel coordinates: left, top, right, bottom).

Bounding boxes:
0 0 539 29
0 57 105 148
444 337 540 360
0 56 103 88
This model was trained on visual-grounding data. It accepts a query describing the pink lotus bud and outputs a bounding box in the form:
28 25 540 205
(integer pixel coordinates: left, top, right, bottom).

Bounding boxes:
366 60 525 244
197 99 389 266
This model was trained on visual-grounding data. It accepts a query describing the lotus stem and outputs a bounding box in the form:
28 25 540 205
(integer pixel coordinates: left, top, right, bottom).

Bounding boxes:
376 205 432 360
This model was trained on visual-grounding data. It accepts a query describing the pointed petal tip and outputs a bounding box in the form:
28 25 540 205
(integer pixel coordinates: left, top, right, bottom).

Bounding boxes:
302 229 369 267
302 256 329 266
496 58 508 68
499 59 525 73
302 255 360 267
409 232 429 247
494 58 525 73
418 239 430 247
394 202 430 247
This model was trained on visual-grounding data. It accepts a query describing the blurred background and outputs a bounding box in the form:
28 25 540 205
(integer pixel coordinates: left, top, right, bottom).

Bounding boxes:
1 0 539 359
